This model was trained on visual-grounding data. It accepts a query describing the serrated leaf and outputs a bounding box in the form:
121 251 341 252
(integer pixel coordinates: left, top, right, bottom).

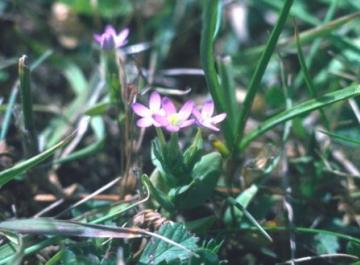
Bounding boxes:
151 135 190 187
139 223 198 265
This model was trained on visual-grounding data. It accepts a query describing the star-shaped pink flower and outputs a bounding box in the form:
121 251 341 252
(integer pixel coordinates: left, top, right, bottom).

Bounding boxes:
192 100 227 131
153 98 195 132
94 25 129 50
132 91 164 128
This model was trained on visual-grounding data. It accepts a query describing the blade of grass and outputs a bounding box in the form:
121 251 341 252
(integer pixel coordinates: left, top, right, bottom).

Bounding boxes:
0 135 71 188
0 218 197 257
18 55 39 157
293 0 338 91
52 117 105 165
234 0 294 153
218 56 238 131
200 0 234 146
318 130 360 145
0 86 18 141
294 23 330 129
227 197 273 242
1 50 53 142
239 84 360 150
241 12 360 60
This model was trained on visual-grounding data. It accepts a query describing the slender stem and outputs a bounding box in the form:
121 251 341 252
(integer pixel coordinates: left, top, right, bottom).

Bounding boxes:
155 127 166 146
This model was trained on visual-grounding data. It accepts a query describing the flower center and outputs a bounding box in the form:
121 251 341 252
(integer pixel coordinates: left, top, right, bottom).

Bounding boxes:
168 113 181 126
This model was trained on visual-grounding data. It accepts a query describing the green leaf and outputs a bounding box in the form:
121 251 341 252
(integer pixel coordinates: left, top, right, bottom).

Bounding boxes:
239 84 360 150
234 0 294 153
169 152 222 210
139 223 198 265
0 218 143 239
346 241 360 257
200 0 234 146
151 135 189 187
141 175 175 212
0 137 70 188
224 184 258 224
183 129 203 170
19 55 39 157
319 130 360 146
84 101 111 116
53 117 105 164
314 233 340 254
295 23 329 128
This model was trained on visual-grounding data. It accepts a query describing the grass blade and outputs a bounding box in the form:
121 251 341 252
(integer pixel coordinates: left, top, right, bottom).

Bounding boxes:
200 0 234 146
294 23 330 129
0 86 18 141
239 84 360 150
0 135 71 188
0 218 197 257
234 0 294 153
52 117 105 164
319 130 360 145
218 56 238 131
19 55 39 157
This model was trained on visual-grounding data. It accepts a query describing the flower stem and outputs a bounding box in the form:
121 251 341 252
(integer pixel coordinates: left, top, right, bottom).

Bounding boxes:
155 127 166 146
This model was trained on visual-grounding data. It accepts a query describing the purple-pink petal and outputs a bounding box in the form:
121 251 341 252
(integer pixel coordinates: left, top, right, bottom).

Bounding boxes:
94 34 102 43
202 100 215 118
192 107 202 121
165 125 180 132
132 103 149 117
136 117 153 127
179 119 195 128
211 113 227 123
153 114 168 126
203 123 220 131
115 28 129 47
178 100 194 120
104 25 116 36
149 91 161 111
162 97 176 114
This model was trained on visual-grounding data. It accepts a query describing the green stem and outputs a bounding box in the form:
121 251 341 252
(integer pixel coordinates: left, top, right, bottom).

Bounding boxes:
155 127 166 146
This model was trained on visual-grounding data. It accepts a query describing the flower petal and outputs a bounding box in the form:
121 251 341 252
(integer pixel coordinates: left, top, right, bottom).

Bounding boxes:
104 25 116 36
202 100 215 118
203 123 220 131
153 114 168 127
179 119 195 128
132 103 149 117
115 28 129 47
165 125 180 132
192 107 202 122
136 118 153 127
162 97 176 114
94 34 103 43
149 91 161 111
178 100 194 120
211 113 227 123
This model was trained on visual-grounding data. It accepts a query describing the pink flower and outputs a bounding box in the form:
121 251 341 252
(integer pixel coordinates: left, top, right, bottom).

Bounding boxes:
153 98 195 132
94 25 129 49
132 91 164 128
192 100 227 131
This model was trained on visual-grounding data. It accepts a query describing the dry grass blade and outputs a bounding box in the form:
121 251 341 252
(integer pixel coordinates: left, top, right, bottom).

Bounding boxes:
0 218 197 256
